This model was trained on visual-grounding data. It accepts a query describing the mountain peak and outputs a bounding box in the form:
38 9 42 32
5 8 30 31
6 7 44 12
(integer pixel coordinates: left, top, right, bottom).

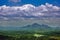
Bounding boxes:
32 23 40 26
23 23 51 28
21 23 51 31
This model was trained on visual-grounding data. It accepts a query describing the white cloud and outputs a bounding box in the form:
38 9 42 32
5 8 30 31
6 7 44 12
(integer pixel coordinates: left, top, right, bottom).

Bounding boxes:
0 3 60 20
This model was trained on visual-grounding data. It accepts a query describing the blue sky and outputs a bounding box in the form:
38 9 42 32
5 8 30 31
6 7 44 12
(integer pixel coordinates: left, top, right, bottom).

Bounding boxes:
0 0 60 6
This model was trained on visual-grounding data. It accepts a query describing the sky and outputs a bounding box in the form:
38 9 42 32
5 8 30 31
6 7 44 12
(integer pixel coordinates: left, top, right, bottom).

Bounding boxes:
0 0 60 27
0 0 60 20
0 0 60 6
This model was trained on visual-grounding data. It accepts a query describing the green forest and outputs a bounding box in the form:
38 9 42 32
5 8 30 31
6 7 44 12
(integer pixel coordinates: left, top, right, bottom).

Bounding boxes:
0 30 60 40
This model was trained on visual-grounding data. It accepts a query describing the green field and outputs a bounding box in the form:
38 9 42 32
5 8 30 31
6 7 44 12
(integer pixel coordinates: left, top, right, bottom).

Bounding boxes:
0 30 60 40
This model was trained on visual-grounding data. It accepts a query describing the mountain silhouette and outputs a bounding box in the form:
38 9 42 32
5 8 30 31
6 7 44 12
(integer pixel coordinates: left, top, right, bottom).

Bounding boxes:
21 23 51 31
0 23 52 31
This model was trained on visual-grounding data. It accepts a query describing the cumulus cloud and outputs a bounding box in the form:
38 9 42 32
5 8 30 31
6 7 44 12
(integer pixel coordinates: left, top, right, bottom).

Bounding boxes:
0 3 60 20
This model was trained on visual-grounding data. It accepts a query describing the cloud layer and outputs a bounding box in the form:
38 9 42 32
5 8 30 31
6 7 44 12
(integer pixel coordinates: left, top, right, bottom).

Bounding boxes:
0 3 60 20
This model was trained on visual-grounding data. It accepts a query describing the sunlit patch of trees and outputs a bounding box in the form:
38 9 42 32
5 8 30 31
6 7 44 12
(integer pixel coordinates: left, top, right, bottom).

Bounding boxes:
0 31 60 40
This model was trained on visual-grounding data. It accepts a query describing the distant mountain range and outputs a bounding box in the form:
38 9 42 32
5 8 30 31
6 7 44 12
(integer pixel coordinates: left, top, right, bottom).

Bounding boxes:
0 23 60 31
20 23 52 31
0 23 53 31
